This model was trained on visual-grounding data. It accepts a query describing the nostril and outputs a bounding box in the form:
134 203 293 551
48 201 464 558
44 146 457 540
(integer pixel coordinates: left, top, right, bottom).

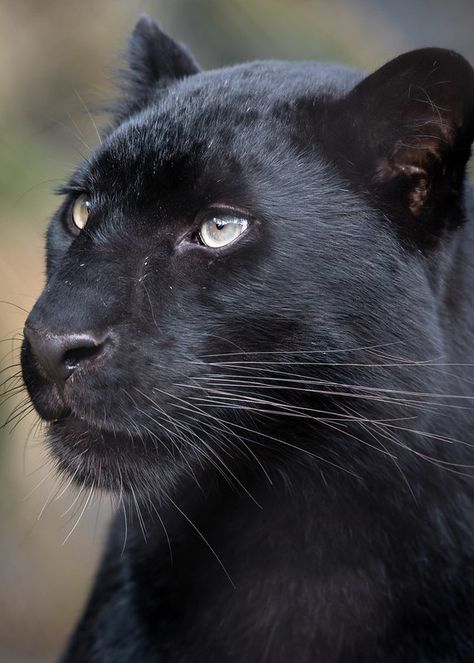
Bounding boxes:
63 340 106 371
24 325 111 383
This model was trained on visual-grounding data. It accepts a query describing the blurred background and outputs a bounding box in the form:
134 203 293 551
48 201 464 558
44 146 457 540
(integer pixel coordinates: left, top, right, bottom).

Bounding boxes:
1 0 474 660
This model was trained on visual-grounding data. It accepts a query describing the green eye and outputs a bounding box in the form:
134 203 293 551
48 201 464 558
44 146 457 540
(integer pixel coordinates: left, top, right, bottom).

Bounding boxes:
199 213 248 248
71 194 91 232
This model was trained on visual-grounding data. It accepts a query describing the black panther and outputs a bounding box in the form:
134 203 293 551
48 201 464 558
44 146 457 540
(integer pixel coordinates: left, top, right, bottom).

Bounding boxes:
20 14 474 662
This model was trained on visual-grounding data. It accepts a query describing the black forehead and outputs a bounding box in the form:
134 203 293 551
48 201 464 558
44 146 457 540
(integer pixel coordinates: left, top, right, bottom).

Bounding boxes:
71 60 363 197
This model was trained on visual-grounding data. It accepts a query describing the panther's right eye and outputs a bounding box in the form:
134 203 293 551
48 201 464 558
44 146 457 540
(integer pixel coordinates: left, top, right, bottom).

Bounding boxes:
70 194 91 233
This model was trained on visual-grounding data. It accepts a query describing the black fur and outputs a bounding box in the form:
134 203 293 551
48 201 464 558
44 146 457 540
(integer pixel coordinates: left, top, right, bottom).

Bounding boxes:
21 15 474 662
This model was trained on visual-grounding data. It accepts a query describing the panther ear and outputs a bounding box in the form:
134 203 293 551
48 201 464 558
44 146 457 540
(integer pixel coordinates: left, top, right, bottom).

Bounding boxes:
116 15 200 121
333 48 474 232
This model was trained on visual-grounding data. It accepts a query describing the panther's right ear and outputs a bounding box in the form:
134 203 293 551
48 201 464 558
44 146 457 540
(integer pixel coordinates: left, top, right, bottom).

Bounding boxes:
115 15 200 122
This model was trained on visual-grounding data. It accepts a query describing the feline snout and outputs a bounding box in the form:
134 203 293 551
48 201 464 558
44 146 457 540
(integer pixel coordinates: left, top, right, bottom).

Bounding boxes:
24 325 111 383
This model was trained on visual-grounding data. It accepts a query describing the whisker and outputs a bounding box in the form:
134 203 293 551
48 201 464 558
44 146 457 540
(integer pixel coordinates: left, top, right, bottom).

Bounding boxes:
198 339 411 358
172 402 361 479
0 300 29 314
165 491 236 589
148 498 174 565
191 374 474 408
129 483 148 542
372 422 474 477
23 464 57 501
136 388 262 507
74 89 102 146
63 483 95 544
152 384 273 484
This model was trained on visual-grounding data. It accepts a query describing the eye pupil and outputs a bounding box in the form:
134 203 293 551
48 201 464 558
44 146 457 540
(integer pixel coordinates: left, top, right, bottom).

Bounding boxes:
199 212 249 248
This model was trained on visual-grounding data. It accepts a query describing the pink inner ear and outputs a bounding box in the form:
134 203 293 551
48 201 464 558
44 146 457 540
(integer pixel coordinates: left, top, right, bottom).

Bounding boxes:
374 161 426 182
371 107 459 217
374 158 430 216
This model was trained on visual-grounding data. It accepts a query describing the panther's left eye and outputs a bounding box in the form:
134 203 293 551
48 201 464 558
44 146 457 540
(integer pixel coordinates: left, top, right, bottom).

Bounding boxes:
199 212 249 248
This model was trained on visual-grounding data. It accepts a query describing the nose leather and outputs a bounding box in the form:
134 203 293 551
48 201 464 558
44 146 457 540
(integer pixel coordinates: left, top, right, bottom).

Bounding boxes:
24 326 108 383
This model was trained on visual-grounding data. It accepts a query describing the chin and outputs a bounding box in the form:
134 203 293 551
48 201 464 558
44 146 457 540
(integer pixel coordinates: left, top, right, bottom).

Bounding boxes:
43 414 185 499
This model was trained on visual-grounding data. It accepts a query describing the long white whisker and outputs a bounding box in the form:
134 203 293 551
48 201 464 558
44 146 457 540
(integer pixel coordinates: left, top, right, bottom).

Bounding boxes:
165 492 236 589
63 483 95 544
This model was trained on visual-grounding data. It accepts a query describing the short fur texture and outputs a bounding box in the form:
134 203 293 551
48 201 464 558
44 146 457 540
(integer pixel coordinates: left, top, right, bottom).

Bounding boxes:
21 15 474 662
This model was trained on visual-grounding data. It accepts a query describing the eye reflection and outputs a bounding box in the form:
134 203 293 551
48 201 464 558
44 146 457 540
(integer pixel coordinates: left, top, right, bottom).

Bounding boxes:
199 213 248 248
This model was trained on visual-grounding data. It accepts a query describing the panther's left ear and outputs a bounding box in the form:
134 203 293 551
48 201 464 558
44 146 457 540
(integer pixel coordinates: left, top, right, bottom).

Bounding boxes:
116 15 200 121
332 48 474 229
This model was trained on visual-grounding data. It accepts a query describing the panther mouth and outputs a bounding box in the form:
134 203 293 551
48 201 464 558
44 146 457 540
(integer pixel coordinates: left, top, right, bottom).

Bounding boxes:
47 413 175 493
50 415 135 447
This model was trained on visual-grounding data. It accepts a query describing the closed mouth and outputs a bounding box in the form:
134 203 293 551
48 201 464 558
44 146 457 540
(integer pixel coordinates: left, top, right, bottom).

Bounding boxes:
50 414 141 449
47 413 171 493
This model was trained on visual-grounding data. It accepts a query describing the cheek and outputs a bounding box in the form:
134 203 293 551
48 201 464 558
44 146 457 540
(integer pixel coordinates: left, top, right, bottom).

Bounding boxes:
196 313 306 358
45 224 73 280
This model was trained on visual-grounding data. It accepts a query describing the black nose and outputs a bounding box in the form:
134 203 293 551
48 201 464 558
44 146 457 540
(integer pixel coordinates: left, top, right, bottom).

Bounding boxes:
24 325 109 383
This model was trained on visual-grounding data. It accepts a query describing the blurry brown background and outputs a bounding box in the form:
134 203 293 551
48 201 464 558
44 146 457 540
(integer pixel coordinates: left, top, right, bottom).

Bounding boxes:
1 1 473 661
